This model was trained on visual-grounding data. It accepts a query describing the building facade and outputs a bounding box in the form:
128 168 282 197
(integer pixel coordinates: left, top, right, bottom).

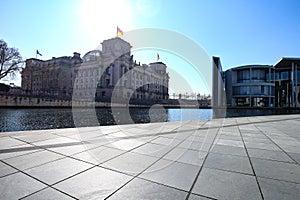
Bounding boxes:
225 65 275 107
22 53 82 98
22 37 169 102
274 58 300 108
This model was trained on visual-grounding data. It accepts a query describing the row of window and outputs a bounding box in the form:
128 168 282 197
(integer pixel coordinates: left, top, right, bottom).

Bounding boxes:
235 97 274 107
233 85 274 96
235 70 300 83
274 71 300 81
236 69 270 83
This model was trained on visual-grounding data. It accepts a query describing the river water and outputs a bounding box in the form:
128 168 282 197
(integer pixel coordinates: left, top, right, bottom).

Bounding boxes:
0 108 213 132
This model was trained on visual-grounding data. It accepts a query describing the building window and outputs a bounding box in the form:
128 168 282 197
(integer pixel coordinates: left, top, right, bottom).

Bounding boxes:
252 69 265 81
237 70 250 83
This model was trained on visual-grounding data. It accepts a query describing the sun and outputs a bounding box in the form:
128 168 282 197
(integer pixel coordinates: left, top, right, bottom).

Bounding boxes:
78 0 134 43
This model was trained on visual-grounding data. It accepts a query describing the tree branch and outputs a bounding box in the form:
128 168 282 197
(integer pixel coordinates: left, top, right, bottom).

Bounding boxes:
0 39 23 81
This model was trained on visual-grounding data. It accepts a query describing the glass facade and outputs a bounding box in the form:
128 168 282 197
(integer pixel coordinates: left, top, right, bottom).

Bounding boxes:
226 65 275 107
233 85 274 96
225 58 300 108
274 70 300 107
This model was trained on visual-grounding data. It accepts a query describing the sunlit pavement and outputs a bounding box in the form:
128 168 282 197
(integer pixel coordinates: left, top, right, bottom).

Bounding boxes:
0 114 300 200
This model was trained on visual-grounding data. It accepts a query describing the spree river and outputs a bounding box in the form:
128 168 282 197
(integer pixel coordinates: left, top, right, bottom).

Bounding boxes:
0 108 212 132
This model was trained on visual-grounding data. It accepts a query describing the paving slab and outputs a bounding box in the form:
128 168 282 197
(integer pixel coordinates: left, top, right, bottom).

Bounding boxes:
139 159 200 191
106 138 147 151
280 144 300 154
258 177 300 200
4 150 65 171
0 137 27 149
245 141 281 151
48 143 95 156
210 144 247 157
188 194 213 200
247 148 295 163
71 146 125 165
24 157 93 185
12 133 59 144
22 187 75 200
0 161 17 177
101 152 159 175
132 142 173 158
251 158 300 183
204 152 253 175
107 178 188 200
214 138 244 148
179 140 212 152
287 152 300 164
215 134 242 141
54 166 132 199
192 167 262 200
150 136 182 147
0 172 46 200
163 147 207 166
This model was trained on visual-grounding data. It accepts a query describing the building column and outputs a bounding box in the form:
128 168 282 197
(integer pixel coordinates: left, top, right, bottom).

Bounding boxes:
291 62 295 107
109 65 113 86
295 64 298 107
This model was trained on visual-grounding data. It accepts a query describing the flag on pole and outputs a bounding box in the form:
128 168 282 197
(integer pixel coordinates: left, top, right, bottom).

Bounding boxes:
36 50 42 56
157 53 160 61
117 26 123 36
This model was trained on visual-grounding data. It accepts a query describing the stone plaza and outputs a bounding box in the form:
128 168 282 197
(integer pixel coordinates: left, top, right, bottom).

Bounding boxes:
0 114 300 199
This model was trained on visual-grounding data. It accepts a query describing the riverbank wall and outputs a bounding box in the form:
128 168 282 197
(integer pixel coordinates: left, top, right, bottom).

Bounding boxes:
0 95 210 109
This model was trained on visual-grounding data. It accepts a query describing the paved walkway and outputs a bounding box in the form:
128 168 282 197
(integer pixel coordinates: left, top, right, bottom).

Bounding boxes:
0 114 300 199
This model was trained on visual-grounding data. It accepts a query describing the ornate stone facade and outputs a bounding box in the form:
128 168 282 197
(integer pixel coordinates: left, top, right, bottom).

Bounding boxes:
22 37 169 102
21 53 82 98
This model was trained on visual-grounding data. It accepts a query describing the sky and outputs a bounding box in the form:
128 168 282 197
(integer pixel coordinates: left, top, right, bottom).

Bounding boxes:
1 0 300 95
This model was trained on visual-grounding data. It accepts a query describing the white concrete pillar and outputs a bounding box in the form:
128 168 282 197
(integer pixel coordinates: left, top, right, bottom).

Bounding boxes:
292 62 295 107
295 64 298 107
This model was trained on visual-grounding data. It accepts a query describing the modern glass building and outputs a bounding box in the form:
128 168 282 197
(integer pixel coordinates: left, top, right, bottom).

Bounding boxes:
274 58 300 108
225 65 275 107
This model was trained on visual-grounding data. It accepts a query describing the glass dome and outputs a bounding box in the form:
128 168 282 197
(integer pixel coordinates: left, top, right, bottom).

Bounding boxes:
82 50 101 62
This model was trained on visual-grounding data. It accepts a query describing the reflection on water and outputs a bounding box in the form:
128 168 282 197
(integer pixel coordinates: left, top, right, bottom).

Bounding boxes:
0 108 212 132
168 109 212 121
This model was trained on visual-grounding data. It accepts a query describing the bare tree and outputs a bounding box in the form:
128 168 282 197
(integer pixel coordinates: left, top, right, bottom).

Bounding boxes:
0 39 23 80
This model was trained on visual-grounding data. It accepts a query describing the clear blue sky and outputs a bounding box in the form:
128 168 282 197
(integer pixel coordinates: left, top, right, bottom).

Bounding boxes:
1 0 300 93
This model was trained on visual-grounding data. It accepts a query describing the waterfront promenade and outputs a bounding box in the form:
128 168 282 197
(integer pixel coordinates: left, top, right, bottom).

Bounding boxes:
0 114 299 199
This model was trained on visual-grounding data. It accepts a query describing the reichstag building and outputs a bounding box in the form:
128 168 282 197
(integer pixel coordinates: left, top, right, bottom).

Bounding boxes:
21 37 169 103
